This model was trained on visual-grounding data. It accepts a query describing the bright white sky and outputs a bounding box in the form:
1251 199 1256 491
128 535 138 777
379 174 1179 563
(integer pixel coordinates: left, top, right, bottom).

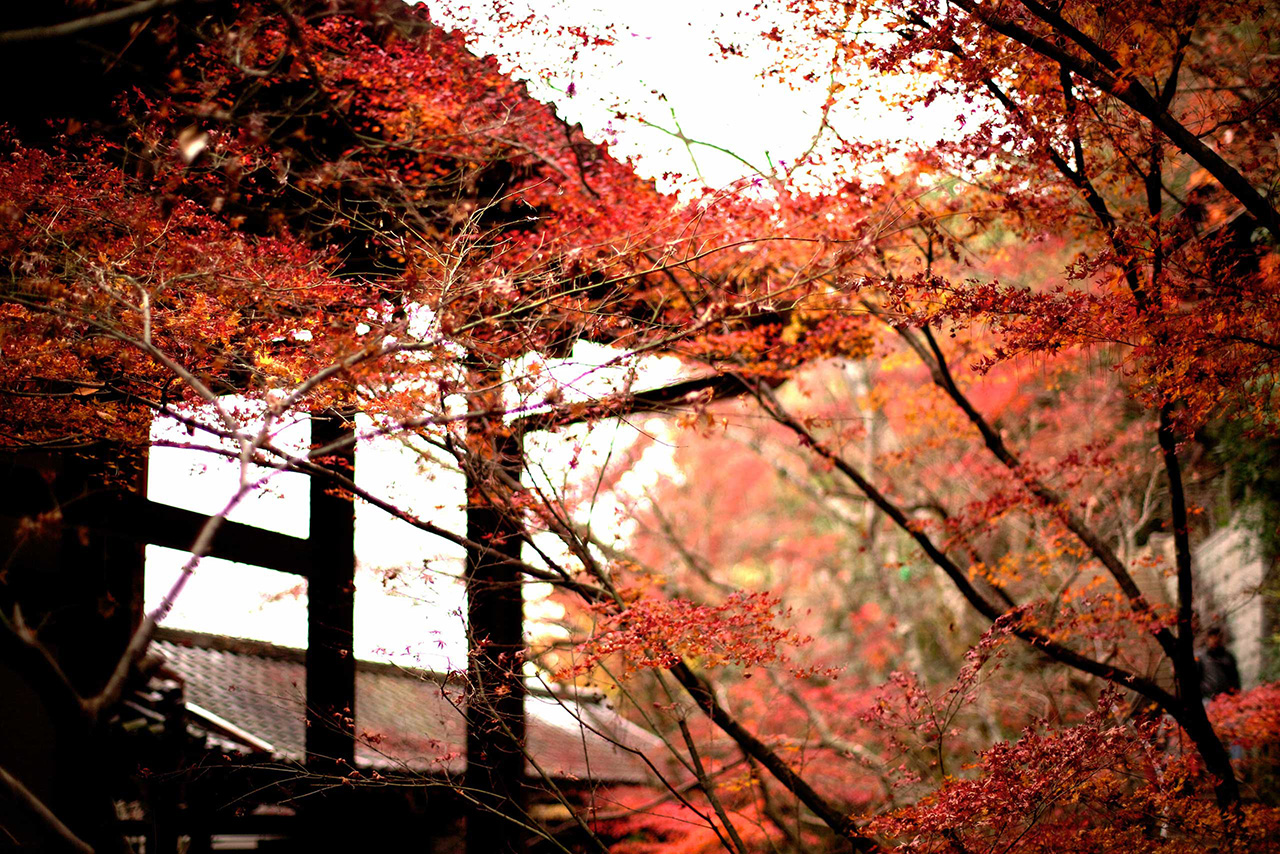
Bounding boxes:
429 0 952 190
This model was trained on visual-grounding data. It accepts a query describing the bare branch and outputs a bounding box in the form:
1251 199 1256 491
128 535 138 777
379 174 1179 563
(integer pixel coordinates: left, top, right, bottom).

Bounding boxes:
675 712 750 854
893 321 1180 660
669 661 877 849
751 379 1182 711
0 0 194 44
0 764 95 854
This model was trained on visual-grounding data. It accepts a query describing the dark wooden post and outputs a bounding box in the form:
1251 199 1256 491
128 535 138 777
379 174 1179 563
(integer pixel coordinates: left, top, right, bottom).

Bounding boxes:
464 371 528 854
305 411 357 772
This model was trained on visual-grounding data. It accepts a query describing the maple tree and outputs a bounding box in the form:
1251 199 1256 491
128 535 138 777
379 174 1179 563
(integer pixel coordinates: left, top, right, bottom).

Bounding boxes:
491 0 1280 850
2 0 1280 852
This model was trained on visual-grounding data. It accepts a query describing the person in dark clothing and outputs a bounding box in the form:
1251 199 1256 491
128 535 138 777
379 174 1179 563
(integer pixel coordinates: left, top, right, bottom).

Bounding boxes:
1197 626 1241 699
1197 626 1244 763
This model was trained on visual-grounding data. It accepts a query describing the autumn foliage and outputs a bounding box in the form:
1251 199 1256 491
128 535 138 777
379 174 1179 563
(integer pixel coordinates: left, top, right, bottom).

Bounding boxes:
2 0 1280 852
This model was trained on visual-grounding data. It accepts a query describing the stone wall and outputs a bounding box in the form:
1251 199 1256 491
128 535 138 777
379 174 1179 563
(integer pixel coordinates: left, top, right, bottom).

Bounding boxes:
1194 515 1275 688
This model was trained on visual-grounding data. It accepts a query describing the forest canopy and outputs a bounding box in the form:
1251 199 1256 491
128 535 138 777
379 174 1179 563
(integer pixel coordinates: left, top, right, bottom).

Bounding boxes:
1 1 1278 852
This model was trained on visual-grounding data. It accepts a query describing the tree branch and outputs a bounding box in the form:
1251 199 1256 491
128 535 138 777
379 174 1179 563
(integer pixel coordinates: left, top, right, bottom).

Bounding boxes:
752 381 1181 711
937 37 1149 312
899 323 1180 661
0 764 95 854
947 0 1280 238
0 0 194 44
511 372 755 433
675 713 749 854
669 662 878 851
1157 406 1197 677
0 607 92 729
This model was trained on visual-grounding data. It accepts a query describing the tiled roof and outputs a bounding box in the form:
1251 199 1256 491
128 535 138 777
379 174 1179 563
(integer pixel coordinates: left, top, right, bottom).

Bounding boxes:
151 628 663 784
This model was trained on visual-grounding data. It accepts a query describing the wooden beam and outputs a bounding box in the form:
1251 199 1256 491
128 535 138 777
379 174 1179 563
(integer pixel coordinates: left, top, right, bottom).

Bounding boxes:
58 493 311 576
511 372 755 433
